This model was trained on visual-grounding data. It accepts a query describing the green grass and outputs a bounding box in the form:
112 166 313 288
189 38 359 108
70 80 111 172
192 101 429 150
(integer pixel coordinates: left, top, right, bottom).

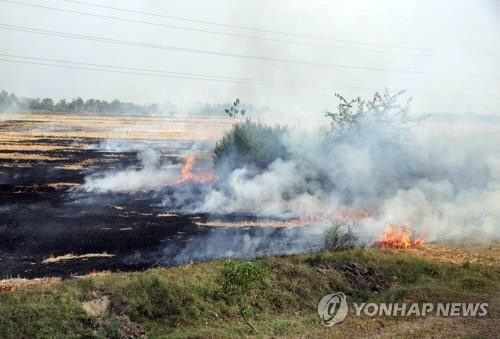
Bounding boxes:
0 249 498 338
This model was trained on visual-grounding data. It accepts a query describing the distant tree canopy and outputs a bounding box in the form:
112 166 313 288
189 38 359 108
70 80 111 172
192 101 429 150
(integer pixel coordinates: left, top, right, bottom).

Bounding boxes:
0 90 264 116
0 90 244 117
0 90 163 114
0 90 19 112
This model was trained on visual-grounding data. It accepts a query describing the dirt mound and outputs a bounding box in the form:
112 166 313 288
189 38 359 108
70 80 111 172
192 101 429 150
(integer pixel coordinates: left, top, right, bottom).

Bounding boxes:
111 315 147 339
82 295 147 338
337 262 390 291
82 296 111 318
317 261 390 292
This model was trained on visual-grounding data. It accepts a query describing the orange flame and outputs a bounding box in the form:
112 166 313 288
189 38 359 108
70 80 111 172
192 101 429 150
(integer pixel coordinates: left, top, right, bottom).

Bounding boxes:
180 155 214 184
181 155 195 181
375 225 425 249
0 285 16 292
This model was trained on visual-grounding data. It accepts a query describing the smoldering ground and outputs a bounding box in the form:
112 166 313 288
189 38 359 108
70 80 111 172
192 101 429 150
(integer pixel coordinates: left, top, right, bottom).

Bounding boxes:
198 117 500 243
1 94 499 277
80 91 500 268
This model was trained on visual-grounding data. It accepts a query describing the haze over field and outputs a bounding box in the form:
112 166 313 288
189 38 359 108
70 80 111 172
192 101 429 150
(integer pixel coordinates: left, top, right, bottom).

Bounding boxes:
0 0 499 255
0 0 499 116
1 2 500 337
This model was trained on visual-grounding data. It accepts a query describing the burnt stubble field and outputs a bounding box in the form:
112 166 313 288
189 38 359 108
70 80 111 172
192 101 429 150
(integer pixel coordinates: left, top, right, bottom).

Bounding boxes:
0 113 320 278
1 113 499 338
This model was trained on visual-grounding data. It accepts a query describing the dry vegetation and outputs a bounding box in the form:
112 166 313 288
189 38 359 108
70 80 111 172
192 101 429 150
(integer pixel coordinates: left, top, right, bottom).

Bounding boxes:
1 113 233 140
195 220 319 228
41 253 115 264
405 242 500 266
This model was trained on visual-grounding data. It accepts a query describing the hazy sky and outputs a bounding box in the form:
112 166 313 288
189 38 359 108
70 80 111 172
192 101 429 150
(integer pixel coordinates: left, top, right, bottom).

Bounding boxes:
0 0 499 115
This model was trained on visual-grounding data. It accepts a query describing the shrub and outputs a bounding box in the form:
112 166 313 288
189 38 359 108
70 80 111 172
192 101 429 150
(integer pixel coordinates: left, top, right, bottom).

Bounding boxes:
324 221 359 251
325 89 420 141
213 119 288 173
218 261 271 331
219 261 269 296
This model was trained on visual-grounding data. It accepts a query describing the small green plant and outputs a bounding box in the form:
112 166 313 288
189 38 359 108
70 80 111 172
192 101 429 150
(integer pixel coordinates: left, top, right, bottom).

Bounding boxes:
220 261 269 296
219 261 270 332
324 221 358 251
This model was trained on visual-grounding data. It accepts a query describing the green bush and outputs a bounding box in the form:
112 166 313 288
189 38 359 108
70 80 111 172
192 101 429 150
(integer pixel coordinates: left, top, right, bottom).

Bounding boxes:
324 221 358 251
219 261 270 296
213 119 288 172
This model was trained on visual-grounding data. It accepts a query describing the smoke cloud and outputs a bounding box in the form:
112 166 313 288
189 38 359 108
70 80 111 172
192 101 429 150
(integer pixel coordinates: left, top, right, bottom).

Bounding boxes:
81 148 180 193
195 105 500 243
80 94 500 246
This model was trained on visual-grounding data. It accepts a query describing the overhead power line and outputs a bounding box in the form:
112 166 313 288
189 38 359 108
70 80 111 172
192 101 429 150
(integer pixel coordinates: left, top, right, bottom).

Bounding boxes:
55 0 500 55
1 53 493 97
0 0 398 52
0 54 381 92
54 0 478 44
0 22 438 60
0 23 498 80
57 0 322 37
1 0 499 60
0 53 290 86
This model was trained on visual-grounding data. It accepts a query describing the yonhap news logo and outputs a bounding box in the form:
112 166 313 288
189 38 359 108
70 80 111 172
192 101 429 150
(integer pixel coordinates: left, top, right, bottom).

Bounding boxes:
318 292 488 326
317 292 349 326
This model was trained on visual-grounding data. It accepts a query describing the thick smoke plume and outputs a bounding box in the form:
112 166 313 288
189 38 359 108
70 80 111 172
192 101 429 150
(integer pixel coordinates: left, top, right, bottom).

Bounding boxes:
199 91 500 243
82 91 500 248
82 148 180 193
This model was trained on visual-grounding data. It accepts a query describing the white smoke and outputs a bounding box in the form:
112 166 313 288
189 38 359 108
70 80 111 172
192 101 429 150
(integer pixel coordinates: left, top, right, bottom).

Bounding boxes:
81 148 180 193
78 94 500 244
197 112 500 243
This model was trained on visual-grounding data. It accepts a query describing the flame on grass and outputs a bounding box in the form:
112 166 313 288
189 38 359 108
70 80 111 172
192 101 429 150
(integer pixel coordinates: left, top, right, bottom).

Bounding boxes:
374 224 425 249
180 155 214 183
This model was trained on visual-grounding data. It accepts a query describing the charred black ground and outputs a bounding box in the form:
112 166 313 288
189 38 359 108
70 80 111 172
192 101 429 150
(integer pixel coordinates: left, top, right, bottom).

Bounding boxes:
0 131 322 278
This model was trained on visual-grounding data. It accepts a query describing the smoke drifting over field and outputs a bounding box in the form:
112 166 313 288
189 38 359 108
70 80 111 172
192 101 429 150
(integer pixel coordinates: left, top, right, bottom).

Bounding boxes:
200 119 500 243
1 0 499 282
82 149 180 193
80 93 500 246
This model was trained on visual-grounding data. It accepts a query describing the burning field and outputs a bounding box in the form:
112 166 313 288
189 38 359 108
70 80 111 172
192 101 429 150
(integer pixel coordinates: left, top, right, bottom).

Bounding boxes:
372 225 426 250
0 113 328 278
1 108 499 279
1 107 500 338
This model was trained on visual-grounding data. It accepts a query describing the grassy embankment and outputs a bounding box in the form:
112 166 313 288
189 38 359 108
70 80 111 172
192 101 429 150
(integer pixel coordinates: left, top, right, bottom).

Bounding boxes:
1 246 499 338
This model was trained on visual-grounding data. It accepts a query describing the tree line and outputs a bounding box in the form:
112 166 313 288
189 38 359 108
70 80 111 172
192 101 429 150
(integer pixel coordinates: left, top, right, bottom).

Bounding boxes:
0 90 162 115
0 90 265 116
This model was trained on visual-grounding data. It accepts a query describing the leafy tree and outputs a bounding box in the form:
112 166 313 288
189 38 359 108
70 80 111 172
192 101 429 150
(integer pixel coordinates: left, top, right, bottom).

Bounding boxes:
55 99 67 112
325 89 422 141
41 98 54 111
0 90 18 111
